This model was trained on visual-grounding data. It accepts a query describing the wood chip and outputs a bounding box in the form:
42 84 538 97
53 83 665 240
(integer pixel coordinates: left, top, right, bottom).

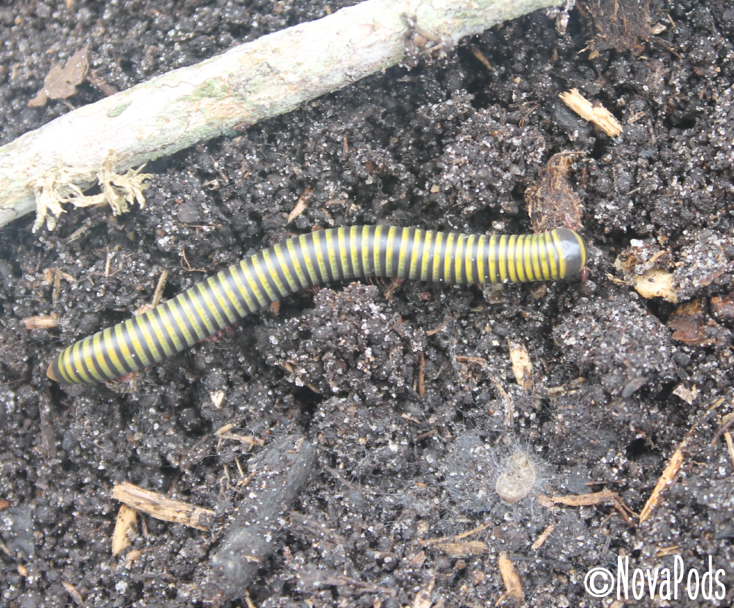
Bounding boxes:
111 482 214 531
497 553 524 604
672 383 699 405
559 89 623 137
215 423 234 436
633 269 678 303
469 44 494 72
490 376 514 428
508 339 532 391
210 390 225 409
435 540 488 558
531 524 555 550
112 504 138 556
417 351 426 398
287 188 313 223
724 432 734 470
655 545 680 557
219 433 264 451
62 581 84 607
21 313 59 330
411 578 435 608
151 269 169 308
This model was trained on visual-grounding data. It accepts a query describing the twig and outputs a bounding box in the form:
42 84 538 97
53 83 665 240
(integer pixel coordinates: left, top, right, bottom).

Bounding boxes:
639 396 727 523
204 435 316 604
0 0 566 232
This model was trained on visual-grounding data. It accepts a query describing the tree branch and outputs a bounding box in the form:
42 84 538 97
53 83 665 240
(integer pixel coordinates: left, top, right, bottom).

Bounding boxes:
0 0 564 231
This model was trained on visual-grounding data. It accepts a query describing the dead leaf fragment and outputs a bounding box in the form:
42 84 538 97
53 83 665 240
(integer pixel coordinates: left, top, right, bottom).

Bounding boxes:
559 89 623 137
29 44 89 107
633 269 678 303
525 151 584 232
667 299 730 348
580 0 652 55
711 293 734 320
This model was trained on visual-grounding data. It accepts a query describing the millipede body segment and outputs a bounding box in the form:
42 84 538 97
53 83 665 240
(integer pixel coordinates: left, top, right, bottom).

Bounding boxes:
47 225 586 384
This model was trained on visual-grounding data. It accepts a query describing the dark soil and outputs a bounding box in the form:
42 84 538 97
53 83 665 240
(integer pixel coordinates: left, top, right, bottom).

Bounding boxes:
2 0 734 606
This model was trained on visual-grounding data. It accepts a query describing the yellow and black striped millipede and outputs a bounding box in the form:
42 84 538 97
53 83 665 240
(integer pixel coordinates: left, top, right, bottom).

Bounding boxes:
47 225 587 385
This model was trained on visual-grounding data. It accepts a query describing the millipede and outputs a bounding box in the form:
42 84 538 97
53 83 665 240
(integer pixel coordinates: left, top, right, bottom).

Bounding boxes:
47 225 587 385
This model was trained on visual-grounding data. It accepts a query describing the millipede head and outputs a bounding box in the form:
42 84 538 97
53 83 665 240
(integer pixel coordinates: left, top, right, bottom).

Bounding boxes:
46 359 60 383
553 227 587 279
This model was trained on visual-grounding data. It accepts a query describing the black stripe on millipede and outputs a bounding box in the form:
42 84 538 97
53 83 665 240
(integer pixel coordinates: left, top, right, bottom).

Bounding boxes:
131 317 157 366
98 331 122 378
467 235 482 283
192 283 224 332
151 307 178 355
333 230 346 281
361 227 373 277
487 236 502 283
439 232 449 282
301 234 322 285
354 228 364 278
198 281 230 328
453 234 463 284
181 289 210 339
291 237 311 289
109 326 135 375
266 247 292 299
118 320 142 369
236 262 264 313
317 230 335 282
164 299 195 347
83 338 107 382
412 229 425 281
251 253 280 304
221 267 250 316
378 227 388 277
343 228 354 279
305 232 324 284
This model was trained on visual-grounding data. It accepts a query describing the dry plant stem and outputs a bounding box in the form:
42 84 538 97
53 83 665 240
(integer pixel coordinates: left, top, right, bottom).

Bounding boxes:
111 481 215 531
0 0 565 231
